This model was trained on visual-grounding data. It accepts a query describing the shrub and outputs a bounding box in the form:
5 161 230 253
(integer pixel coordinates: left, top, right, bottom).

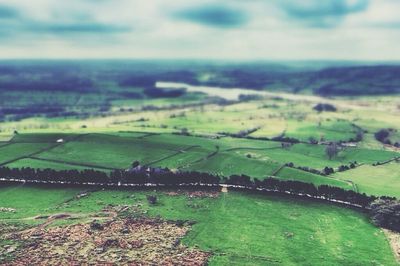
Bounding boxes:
369 199 400 232
313 103 337 112
323 167 334 175
147 195 158 205
374 129 390 143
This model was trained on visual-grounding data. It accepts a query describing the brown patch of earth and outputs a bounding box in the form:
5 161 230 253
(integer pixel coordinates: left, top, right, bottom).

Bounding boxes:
3 217 210 265
0 207 16 213
165 190 220 198
383 229 400 262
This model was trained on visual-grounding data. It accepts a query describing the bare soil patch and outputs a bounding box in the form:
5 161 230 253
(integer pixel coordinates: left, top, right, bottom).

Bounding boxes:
0 207 16 213
383 229 400 262
3 217 209 265
165 190 220 198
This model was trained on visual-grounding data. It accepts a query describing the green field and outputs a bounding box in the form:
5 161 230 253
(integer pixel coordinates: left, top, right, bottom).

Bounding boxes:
0 185 397 265
183 152 282 178
35 133 192 169
0 131 398 196
6 158 106 172
284 120 358 142
0 185 80 219
0 143 53 165
333 162 400 198
275 167 353 189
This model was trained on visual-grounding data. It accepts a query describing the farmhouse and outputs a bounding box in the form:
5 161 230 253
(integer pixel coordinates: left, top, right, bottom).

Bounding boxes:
341 142 358 147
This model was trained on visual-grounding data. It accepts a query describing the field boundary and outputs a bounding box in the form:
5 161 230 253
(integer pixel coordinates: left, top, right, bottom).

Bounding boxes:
223 146 281 152
271 163 287 176
191 146 220 164
373 156 400 166
0 142 13 149
28 157 118 171
145 145 201 167
0 134 89 167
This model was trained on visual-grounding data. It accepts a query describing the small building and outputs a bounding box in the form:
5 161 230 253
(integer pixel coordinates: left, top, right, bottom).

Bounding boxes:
341 142 358 147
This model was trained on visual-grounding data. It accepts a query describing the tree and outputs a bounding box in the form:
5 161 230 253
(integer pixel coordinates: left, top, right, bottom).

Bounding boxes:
374 129 390 144
325 142 339 160
313 103 337 112
323 166 334 175
370 199 400 232
180 128 189 135
308 137 318 144
281 142 291 149
147 195 158 205
131 161 140 168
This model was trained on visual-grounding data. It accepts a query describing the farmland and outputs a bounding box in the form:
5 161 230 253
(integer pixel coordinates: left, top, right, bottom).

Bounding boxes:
333 163 400 198
0 61 399 265
2 131 398 192
1 126 398 194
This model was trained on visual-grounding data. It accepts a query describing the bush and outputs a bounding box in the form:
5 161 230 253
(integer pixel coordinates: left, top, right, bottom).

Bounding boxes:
374 129 390 143
313 103 337 112
323 167 334 175
147 195 158 205
370 199 400 232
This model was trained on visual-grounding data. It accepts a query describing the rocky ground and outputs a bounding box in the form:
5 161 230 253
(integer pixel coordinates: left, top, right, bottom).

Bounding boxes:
164 189 220 198
0 206 210 265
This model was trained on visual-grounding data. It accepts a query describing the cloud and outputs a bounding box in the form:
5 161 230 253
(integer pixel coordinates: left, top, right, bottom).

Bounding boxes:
0 0 399 60
0 0 132 37
29 22 131 34
279 0 370 27
370 21 400 29
0 5 18 19
173 4 249 28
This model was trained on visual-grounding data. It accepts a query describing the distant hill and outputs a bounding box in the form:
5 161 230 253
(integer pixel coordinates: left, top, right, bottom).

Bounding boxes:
310 66 400 96
180 65 400 96
0 61 399 99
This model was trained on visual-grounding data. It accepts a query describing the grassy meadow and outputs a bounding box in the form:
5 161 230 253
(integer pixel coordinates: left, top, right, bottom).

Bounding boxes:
2 131 398 193
0 185 397 266
1 91 399 197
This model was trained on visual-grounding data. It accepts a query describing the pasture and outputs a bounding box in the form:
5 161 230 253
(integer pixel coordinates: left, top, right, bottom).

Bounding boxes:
333 162 400 198
0 130 398 196
0 185 397 265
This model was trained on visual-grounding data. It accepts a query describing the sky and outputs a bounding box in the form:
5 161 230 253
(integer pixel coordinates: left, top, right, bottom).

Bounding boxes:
0 0 399 60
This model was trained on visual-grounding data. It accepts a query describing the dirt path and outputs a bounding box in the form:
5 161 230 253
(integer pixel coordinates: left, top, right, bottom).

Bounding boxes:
383 229 400 262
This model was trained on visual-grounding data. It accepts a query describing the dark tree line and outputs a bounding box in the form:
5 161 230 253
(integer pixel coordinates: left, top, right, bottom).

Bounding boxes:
0 166 377 208
0 75 94 92
313 103 337 112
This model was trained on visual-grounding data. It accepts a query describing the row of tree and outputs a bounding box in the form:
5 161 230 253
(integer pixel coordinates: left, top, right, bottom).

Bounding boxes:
2 166 399 232
0 166 377 208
